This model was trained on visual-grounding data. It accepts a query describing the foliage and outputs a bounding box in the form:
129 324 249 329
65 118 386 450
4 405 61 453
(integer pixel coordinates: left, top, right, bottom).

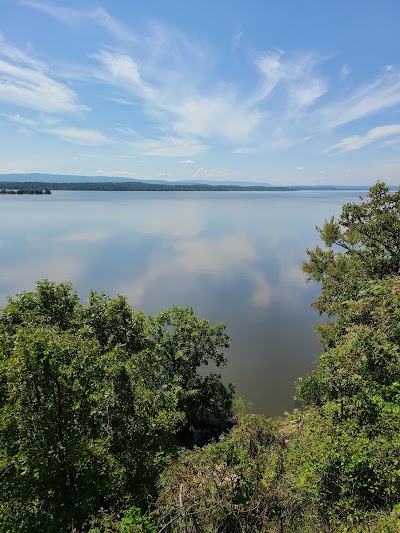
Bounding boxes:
281 404 400 530
154 412 281 532
120 507 154 533
297 277 400 411
289 183 400 529
302 182 400 315
0 281 233 532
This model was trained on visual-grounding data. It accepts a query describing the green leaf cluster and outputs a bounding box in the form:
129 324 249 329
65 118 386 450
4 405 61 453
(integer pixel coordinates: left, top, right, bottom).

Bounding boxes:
0 281 233 532
302 182 400 315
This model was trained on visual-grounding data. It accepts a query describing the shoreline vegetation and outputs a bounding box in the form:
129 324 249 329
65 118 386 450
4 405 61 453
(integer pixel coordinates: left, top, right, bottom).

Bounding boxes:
1 182 400 531
0 188 51 195
0 180 292 192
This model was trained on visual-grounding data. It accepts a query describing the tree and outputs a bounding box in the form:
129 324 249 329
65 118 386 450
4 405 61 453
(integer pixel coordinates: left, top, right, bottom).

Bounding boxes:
302 182 400 315
0 281 233 532
297 277 400 413
291 183 400 527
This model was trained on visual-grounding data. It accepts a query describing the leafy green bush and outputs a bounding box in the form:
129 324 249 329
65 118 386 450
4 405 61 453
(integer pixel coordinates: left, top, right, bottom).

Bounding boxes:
0 281 233 532
154 412 281 532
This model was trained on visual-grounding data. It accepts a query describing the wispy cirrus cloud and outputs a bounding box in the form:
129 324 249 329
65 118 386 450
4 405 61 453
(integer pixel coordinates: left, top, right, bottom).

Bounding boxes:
8 3 400 167
0 111 110 146
320 68 400 129
172 93 264 143
22 1 137 43
91 48 264 145
191 167 230 178
0 112 38 127
42 126 110 145
325 124 400 153
250 50 327 109
340 64 351 79
93 50 157 103
0 36 86 114
131 136 208 157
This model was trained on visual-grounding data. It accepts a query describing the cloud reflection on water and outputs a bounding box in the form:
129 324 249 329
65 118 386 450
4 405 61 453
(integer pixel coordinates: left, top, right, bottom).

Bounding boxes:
0 190 361 415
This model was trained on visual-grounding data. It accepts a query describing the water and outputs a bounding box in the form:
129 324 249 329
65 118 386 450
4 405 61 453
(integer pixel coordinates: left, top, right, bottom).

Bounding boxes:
0 189 366 416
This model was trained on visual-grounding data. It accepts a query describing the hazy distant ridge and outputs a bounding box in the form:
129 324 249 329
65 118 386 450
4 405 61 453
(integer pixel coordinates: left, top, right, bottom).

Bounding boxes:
0 173 375 190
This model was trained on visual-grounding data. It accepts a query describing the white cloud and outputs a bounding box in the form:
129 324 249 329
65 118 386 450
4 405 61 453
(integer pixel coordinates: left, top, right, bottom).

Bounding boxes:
92 49 265 143
325 124 400 153
0 38 86 113
232 147 258 154
232 31 243 51
321 68 400 128
43 126 110 145
288 78 326 108
113 125 136 135
88 40 331 150
8 7 400 164
383 136 400 147
173 93 264 143
251 50 327 109
340 64 351 79
0 33 44 68
250 50 284 104
192 167 228 178
101 95 137 106
0 113 38 127
180 159 195 164
131 136 209 157
93 50 156 103
23 1 137 44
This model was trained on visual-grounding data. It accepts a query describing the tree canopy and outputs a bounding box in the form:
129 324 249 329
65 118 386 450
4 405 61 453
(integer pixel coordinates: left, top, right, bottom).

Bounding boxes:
0 281 233 532
302 182 400 315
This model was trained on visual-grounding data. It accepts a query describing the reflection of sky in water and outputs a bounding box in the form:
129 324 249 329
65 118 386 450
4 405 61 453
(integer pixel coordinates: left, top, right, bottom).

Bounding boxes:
0 190 365 416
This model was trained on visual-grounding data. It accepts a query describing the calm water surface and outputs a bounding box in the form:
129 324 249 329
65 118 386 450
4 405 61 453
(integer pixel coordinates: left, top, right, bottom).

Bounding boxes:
0 189 366 416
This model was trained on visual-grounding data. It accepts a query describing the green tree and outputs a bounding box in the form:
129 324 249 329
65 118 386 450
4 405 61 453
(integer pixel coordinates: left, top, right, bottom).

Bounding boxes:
0 281 233 532
289 183 400 528
302 182 400 315
297 277 400 410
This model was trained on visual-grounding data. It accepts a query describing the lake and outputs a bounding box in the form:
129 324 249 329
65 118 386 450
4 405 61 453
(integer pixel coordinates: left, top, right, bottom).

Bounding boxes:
0 189 367 416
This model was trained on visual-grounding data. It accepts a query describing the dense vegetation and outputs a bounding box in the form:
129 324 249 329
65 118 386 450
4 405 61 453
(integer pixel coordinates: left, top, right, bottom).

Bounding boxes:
0 288 233 531
1 182 400 531
0 188 51 194
0 181 291 192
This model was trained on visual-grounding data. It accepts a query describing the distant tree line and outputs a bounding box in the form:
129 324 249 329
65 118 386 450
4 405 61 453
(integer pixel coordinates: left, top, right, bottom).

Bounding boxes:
0 181 292 192
0 188 51 195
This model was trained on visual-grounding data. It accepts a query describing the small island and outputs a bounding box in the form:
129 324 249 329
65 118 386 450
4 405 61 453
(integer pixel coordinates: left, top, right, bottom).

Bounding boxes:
0 188 51 195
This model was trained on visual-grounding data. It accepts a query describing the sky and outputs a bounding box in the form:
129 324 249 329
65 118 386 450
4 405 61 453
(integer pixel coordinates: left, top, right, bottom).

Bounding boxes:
1 1 400 185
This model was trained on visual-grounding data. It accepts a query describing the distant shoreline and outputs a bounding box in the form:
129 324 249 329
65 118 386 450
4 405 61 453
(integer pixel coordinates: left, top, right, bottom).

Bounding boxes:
0 173 385 191
0 180 380 192
0 181 293 192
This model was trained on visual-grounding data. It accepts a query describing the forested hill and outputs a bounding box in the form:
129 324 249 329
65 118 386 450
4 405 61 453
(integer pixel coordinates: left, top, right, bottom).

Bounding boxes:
0 180 292 192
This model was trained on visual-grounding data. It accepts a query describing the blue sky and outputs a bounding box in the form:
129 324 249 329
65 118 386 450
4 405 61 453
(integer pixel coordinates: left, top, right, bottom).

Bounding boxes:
1 1 400 185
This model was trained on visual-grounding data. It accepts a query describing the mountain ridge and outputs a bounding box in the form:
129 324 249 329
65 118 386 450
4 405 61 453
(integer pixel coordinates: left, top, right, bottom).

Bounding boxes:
0 173 382 190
